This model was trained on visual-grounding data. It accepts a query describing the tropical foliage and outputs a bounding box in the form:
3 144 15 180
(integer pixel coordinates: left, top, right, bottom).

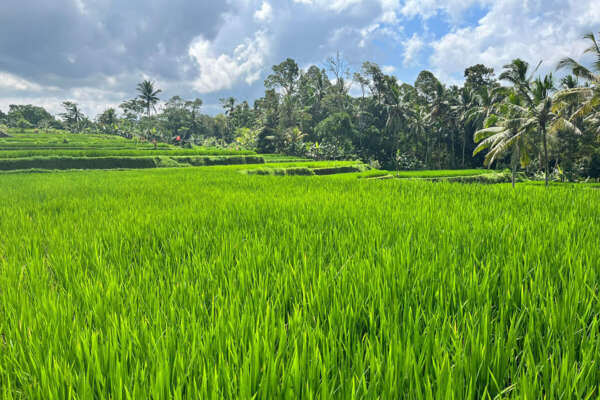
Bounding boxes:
1 33 599 179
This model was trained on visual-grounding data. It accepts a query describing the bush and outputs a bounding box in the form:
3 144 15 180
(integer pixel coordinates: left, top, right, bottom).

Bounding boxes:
395 152 425 171
16 118 34 132
312 165 365 175
306 140 354 161
171 156 264 166
285 167 314 176
587 151 600 178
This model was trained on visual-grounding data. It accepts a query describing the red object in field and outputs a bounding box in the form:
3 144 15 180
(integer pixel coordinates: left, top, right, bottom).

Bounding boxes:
176 136 181 141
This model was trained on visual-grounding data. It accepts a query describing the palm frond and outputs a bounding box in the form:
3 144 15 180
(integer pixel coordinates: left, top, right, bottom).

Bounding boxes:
549 117 583 136
557 57 597 81
474 126 505 143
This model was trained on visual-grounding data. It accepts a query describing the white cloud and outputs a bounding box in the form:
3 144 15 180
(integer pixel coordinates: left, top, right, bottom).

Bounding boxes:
429 0 599 82
188 30 271 93
0 85 125 117
0 72 44 91
73 0 88 15
382 65 396 74
292 0 402 24
292 0 362 13
402 33 425 66
254 1 273 23
379 0 400 23
401 0 491 21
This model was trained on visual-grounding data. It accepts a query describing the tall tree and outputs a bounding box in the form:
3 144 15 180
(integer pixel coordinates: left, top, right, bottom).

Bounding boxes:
60 101 85 133
464 64 496 91
556 32 600 124
136 80 162 118
97 108 118 133
265 58 300 129
473 93 530 187
453 87 475 166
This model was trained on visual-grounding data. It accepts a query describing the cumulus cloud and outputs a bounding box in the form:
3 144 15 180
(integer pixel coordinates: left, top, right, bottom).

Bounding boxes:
0 0 597 116
254 1 273 23
0 72 44 92
382 65 396 74
292 0 363 13
401 0 491 21
402 33 425 66
429 0 599 81
189 30 271 93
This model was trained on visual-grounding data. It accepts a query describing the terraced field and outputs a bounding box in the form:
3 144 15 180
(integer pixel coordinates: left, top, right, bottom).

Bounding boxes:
0 131 260 171
2 132 599 398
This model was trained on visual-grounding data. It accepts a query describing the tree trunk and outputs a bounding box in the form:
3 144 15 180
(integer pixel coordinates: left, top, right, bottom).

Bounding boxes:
511 141 520 189
425 135 429 167
462 128 466 167
449 129 456 169
542 126 549 187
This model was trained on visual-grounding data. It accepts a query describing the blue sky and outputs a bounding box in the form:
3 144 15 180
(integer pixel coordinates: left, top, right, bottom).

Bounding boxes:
0 0 598 117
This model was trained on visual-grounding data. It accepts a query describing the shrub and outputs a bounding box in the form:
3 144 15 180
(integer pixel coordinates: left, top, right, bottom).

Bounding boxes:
395 151 425 171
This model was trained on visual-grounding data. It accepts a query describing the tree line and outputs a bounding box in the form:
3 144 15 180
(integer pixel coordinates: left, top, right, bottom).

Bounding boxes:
1 33 598 180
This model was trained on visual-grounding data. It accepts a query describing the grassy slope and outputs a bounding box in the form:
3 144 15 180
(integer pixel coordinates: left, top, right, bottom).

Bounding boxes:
0 149 256 158
1 167 600 398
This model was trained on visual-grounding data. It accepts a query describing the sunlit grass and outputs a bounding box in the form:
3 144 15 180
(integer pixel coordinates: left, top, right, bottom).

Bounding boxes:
1 166 599 398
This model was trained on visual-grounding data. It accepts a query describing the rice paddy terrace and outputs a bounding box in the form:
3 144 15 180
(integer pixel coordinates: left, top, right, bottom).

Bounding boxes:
1 130 600 398
0 130 262 171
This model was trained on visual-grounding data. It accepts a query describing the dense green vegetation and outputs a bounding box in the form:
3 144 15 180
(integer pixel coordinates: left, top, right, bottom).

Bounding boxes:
1 166 599 398
2 33 599 180
0 21 599 400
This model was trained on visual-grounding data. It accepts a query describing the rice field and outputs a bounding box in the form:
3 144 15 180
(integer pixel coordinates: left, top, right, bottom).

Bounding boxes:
1 165 600 399
0 131 170 150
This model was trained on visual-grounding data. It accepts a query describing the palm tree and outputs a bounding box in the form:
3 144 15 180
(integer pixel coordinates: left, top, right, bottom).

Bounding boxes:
500 61 565 187
555 32 600 125
560 75 579 90
467 85 507 135
384 83 408 135
406 106 429 163
499 59 541 106
529 74 557 185
473 93 530 187
136 80 162 118
220 97 236 116
427 82 451 168
525 96 582 186
60 101 85 133
98 108 118 133
453 87 476 167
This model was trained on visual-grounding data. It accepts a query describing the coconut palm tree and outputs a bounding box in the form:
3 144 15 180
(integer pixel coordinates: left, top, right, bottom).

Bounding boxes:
499 58 541 106
474 86 581 187
136 80 162 118
560 75 579 90
473 93 530 187
467 86 507 132
500 61 567 186
453 87 476 167
555 32 600 125
406 105 429 162
60 101 85 133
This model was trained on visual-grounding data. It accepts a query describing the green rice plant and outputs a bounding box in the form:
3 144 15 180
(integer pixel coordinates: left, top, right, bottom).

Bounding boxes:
0 149 256 159
0 155 265 171
0 167 599 398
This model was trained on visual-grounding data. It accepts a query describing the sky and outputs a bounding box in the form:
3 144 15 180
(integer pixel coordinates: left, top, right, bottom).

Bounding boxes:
0 0 598 117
